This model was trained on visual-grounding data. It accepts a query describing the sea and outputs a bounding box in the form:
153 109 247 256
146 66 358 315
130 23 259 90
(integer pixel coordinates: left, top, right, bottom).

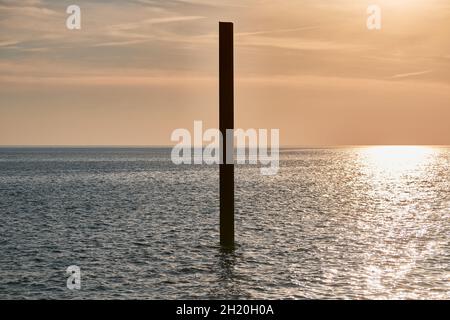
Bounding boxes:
0 147 448 299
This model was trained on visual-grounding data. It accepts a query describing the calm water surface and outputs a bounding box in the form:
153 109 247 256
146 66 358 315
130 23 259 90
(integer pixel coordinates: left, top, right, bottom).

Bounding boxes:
0 147 449 299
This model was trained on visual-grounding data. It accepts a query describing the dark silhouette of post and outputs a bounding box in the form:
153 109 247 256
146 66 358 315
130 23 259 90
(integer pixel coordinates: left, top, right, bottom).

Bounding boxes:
219 22 234 248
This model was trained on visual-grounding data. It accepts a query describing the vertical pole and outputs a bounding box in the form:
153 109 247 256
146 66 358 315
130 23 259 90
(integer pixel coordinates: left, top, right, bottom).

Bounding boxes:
219 22 234 247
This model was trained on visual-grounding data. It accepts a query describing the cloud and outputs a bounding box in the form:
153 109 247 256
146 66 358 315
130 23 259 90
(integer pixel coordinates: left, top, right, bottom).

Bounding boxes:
236 26 320 37
134 0 246 8
92 39 151 47
0 40 20 47
109 15 206 32
0 74 216 86
0 0 448 86
0 3 58 16
88 15 206 48
391 70 433 79
239 36 364 51
0 0 43 6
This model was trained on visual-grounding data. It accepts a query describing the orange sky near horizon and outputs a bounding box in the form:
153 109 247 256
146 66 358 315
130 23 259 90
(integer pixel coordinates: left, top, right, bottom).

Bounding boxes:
0 0 449 146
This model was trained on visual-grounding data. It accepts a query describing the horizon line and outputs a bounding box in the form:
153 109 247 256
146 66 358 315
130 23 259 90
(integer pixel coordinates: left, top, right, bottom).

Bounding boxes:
0 144 449 148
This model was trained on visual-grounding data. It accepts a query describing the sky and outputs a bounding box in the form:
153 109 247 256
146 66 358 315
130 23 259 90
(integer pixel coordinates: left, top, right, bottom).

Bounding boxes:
0 0 449 146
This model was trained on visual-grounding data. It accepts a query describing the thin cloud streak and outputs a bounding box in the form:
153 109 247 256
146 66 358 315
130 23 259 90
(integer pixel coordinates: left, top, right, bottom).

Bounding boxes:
99 15 206 44
0 4 58 16
92 39 152 48
109 16 206 31
239 36 365 51
391 70 433 79
0 40 20 47
236 26 320 37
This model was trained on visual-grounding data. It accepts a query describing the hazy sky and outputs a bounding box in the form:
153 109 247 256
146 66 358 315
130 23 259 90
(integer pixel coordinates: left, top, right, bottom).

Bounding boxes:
1 0 449 146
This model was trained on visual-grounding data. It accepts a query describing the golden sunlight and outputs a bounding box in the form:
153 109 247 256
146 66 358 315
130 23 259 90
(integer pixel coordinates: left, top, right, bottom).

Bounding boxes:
359 146 436 177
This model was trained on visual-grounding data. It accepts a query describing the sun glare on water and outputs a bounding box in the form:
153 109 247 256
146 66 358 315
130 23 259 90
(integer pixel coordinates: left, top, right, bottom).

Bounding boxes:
354 146 446 299
359 146 436 177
